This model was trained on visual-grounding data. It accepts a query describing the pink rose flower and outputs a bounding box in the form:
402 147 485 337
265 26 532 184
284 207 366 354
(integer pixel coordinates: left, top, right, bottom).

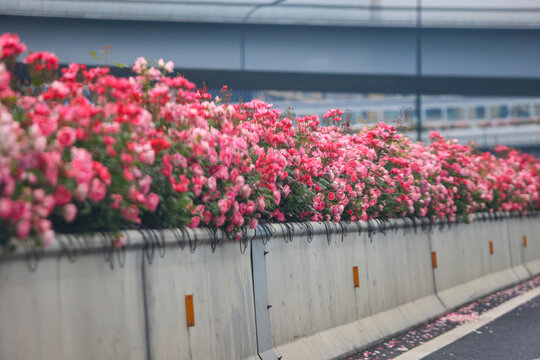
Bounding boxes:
53 185 72 206
239 184 251 199
62 204 77 223
70 147 93 185
113 235 127 248
245 201 255 214
89 178 106 202
215 165 229 180
231 212 244 227
257 196 265 212
16 220 31 239
273 190 281 206
57 127 76 147
188 216 200 229
203 210 212 225
219 148 232 166
248 218 258 229
214 215 226 227
110 194 123 209
146 193 159 212
138 175 152 195
41 229 55 247
218 198 231 214
122 205 140 224
0 198 12 219
74 183 89 202
138 149 155 165
282 185 291 198
207 176 217 192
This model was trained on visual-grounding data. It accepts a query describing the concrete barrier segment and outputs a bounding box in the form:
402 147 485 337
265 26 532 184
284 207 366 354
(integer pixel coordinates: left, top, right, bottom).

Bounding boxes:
0 212 538 360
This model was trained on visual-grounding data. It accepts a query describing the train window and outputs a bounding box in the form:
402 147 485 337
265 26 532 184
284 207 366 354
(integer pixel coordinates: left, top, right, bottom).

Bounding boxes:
510 104 530 118
360 110 378 123
446 107 464 120
535 103 540 117
468 106 485 119
401 108 415 124
489 105 509 118
383 110 400 122
344 110 355 124
426 108 443 120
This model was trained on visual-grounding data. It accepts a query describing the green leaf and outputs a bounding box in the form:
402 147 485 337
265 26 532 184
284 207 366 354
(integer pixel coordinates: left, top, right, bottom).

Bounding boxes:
31 76 43 87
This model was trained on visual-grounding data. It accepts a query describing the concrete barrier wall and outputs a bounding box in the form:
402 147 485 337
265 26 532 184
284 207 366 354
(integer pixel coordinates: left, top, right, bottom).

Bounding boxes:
363 228 443 338
264 224 372 359
263 223 447 360
525 218 540 273
144 237 258 360
0 215 539 360
507 216 540 275
431 219 523 310
0 241 147 360
0 230 259 360
263 215 540 360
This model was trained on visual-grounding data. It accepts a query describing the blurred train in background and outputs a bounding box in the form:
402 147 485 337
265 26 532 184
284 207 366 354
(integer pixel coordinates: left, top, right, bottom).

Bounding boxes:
223 90 540 154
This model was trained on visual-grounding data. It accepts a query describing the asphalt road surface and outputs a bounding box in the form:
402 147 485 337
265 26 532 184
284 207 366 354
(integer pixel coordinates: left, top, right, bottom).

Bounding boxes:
423 295 540 360
346 277 540 360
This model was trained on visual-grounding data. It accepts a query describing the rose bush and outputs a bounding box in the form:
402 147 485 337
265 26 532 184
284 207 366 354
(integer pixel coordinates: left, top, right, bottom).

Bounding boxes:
0 33 539 248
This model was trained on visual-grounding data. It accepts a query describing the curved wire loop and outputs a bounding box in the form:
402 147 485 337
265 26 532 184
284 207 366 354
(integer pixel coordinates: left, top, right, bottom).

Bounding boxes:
367 219 375 242
321 221 334 245
22 238 42 272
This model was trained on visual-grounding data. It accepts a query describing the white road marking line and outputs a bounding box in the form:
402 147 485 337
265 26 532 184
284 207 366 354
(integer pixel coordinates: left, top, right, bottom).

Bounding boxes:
393 286 540 360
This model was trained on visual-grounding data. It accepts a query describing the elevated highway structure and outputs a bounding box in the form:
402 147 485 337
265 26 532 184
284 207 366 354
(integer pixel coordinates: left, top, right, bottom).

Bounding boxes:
1 1 539 96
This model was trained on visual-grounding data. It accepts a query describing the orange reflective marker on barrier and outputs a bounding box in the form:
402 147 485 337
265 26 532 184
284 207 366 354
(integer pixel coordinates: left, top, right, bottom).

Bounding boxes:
431 251 438 269
523 235 528 248
185 294 195 327
353 266 360 288
489 241 494 254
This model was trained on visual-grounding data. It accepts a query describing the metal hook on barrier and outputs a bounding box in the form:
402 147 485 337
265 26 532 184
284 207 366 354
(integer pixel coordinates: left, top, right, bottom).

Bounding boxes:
387 218 397 233
99 231 116 270
205 228 219 253
367 219 375 242
255 223 267 244
259 222 274 245
428 217 435 233
401 217 411 234
170 227 185 250
239 228 249 254
154 228 166 258
146 228 166 259
22 238 42 272
419 217 430 233
115 230 129 268
321 221 334 244
58 233 78 263
337 221 346 242
138 229 155 265
354 220 363 236
377 219 388 236
411 217 418 233
181 227 197 253
284 222 295 243
301 221 314 243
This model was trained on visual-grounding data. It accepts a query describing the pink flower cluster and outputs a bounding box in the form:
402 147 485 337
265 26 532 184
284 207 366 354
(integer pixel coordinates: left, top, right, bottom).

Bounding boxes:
0 33 539 248
0 33 26 60
24 51 59 72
